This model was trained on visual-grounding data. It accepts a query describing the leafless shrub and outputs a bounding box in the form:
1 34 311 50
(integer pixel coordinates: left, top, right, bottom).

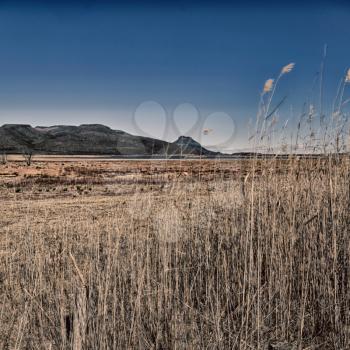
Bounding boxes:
0 152 7 165
22 149 34 166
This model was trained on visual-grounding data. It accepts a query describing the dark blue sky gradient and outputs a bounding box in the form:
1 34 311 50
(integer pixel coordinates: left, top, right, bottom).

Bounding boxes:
0 1 349 150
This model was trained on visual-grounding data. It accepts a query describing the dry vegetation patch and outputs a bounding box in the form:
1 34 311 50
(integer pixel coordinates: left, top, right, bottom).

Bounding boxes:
0 157 349 349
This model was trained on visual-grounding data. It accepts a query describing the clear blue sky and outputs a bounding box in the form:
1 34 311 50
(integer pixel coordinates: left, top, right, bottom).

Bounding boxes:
0 1 349 151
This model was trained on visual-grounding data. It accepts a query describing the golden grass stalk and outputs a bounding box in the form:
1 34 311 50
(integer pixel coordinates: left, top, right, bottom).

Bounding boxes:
263 78 274 94
203 128 213 135
345 68 350 83
281 62 295 75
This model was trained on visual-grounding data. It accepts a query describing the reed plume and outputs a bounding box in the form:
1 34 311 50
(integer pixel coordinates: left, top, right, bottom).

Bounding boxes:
281 62 295 75
263 78 274 94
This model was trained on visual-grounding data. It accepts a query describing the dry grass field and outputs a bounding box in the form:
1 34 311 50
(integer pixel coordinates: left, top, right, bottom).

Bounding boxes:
1 156 350 349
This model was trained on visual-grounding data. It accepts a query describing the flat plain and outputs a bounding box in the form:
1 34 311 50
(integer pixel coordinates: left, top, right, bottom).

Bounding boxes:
1 156 349 349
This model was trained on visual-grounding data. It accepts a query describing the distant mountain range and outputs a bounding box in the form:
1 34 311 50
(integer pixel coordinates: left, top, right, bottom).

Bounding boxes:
0 124 221 158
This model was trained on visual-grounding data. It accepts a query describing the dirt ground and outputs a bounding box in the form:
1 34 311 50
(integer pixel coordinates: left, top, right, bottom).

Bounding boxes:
0 157 244 232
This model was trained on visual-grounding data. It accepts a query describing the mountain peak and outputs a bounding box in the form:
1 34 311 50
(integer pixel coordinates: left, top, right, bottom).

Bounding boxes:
0 124 220 157
174 135 201 146
172 135 216 156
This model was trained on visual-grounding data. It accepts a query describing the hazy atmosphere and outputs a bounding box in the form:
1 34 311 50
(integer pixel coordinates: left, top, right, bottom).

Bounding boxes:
1 0 350 151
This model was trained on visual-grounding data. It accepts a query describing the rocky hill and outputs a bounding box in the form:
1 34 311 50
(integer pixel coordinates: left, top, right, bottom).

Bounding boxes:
0 124 219 157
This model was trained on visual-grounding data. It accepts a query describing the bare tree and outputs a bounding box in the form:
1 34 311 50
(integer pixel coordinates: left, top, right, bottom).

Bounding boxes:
22 149 33 166
0 152 7 165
